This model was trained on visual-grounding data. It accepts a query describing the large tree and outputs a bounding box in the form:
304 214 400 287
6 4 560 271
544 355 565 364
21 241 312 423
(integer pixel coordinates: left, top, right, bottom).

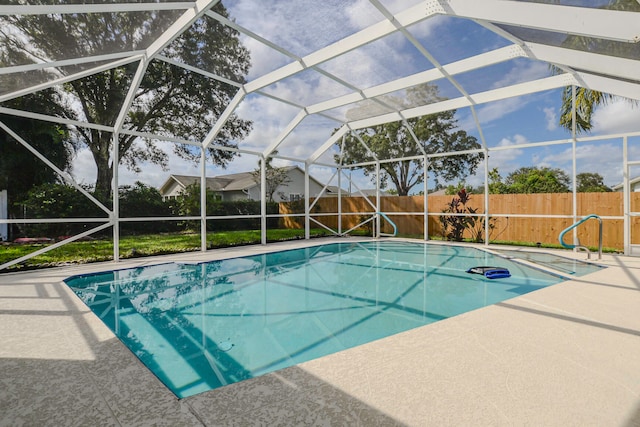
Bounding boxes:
0 90 75 209
558 0 640 133
251 152 292 203
337 85 481 196
487 168 611 194
0 3 252 197
576 172 611 193
504 167 571 194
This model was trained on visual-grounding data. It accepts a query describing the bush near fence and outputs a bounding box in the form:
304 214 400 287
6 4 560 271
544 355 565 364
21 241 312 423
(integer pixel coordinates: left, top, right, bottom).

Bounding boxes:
13 182 281 238
280 192 632 251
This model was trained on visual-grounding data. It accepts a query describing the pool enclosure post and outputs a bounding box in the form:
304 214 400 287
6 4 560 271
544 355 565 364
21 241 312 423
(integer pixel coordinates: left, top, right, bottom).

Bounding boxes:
570 85 579 249
423 155 428 241
304 161 310 240
200 147 207 252
111 59 148 263
483 149 489 246
337 165 342 235
403 120 428 241
376 161 381 238
112 132 120 262
260 155 267 245
338 134 346 236
623 136 630 255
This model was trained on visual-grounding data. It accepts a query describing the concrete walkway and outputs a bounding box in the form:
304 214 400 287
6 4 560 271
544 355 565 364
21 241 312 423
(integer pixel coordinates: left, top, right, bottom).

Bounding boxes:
1 238 639 426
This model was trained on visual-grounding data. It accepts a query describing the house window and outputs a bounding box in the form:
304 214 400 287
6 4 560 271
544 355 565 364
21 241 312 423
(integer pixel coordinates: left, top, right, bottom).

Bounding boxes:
289 193 301 201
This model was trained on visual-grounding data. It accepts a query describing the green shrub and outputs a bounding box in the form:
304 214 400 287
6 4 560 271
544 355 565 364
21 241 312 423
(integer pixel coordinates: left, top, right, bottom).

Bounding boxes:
16 183 105 237
440 188 495 242
119 182 177 234
171 183 280 231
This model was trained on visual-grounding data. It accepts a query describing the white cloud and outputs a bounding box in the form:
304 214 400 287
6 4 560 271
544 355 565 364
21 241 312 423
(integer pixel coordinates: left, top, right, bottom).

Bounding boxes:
344 0 388 29
373 0 423 15
538 142 624 187
457 61 552 131
543 107 558 131
234 0 397 80
467 134 527 186
241 37 291 80
318 33 410 88
491 60 549 90
261 72 351 107
229 0 382 65
234 94 302 152
69 148 97 186
462 98 522 129
591 99 640 135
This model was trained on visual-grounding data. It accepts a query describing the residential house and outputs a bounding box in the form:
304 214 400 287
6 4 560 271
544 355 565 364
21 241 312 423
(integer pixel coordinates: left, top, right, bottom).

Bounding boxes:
612 177 640 192
159 166 335 202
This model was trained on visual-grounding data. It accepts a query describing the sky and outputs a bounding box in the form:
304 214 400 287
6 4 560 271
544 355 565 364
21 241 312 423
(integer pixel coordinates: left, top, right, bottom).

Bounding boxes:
66 0 640 193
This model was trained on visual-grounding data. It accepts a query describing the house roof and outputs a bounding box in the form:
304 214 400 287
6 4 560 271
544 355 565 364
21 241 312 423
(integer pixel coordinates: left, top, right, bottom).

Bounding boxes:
611 176 640 191
159 171 258 195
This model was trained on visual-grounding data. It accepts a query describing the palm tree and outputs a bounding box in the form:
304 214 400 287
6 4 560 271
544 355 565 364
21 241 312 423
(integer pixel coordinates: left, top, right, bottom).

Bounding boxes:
559 86 615 134
557 0 640 133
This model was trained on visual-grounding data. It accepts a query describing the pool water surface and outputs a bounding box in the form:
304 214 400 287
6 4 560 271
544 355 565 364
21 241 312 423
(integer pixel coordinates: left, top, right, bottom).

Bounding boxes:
65 241 562 398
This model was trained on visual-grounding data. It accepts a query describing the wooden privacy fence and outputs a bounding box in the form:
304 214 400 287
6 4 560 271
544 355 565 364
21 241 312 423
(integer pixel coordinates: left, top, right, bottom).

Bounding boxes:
280 192 636 250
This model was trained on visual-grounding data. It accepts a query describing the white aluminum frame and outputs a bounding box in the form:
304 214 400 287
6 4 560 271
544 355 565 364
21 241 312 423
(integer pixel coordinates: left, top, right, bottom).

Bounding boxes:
2 1 640 271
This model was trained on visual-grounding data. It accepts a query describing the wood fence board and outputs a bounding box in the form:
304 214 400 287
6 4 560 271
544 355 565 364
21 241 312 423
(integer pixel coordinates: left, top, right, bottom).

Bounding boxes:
278 192 639 250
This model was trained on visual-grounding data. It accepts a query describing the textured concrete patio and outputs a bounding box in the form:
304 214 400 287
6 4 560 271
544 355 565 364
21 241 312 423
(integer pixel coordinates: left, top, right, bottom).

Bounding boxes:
1 237 639 426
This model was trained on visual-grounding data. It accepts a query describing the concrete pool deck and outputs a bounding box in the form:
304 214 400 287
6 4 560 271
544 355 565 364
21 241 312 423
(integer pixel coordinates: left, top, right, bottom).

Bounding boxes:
1 237 639 426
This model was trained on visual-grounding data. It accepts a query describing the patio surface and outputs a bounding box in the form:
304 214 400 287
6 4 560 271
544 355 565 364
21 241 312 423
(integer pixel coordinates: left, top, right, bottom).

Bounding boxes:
1 237 640 426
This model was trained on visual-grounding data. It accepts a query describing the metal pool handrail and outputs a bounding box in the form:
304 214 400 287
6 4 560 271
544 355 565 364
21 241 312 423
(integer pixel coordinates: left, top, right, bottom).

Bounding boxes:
558 214 602 260
377 212 397 237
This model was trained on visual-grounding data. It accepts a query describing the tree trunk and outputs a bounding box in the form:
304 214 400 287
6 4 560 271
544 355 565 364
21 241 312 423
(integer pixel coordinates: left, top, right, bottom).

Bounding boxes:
94 158 112 200
90 132 113 200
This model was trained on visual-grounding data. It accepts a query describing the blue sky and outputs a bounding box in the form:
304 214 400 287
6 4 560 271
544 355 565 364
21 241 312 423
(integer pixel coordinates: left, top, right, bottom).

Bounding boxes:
67 0 640 192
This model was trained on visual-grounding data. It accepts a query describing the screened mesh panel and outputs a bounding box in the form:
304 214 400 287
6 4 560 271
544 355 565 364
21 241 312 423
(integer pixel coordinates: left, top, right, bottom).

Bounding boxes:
0 60 133 97
376 0 423 14
0 10 184 64
259 68 355 106
317 32 437 89
276 115 343 160
223 0 384 58
407 15 512 65
497 24 640 60
233 94 302 153
0 0 192 4
454 57 553 94
505 0 639 9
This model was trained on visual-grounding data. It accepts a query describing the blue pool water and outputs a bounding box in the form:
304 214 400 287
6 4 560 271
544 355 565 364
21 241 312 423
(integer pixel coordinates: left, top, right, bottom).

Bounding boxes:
65 241 562 398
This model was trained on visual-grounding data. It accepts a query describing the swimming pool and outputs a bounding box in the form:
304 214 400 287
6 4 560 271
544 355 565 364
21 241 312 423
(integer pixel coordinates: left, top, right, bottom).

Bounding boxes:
65 241 562 398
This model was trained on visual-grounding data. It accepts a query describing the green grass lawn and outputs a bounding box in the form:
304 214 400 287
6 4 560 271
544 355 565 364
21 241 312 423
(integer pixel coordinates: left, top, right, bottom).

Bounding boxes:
0 228 335 271
1 228 615 273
